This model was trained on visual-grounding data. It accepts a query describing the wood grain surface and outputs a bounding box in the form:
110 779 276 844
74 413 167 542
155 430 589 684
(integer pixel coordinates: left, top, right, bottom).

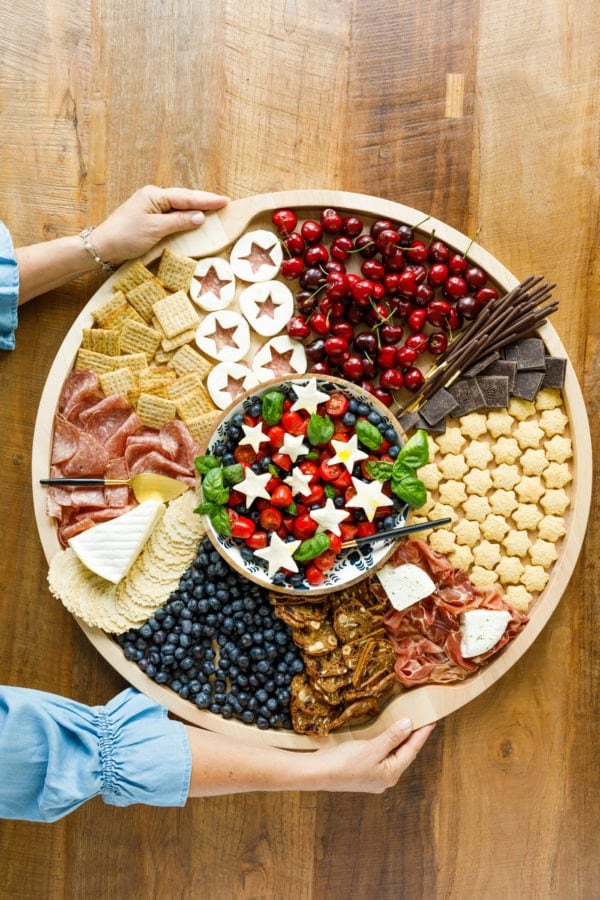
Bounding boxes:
0 2 598 898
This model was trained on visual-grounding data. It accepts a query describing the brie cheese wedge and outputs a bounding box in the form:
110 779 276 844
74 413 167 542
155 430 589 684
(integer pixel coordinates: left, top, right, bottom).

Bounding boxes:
460 609 511 658
376 562 436 612
68 500 165 584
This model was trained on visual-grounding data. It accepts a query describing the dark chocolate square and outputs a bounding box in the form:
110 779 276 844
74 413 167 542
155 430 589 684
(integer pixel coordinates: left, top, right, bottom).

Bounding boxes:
415 414 447 434
420 388 459 426
463 352 501 378
484 359 518 392
512 370 545 401
447 377 486 415
542 356 567 389
503 337 546 371
477 375 510 408
398 410 421 435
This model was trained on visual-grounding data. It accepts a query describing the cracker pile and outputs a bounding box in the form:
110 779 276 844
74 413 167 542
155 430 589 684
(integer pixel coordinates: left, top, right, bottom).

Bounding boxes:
48 491 206 633
410 387 572 611
75 251 221 445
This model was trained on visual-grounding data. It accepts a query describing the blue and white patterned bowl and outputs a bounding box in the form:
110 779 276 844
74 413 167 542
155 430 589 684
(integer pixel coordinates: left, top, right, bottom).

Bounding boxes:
199 374 408 596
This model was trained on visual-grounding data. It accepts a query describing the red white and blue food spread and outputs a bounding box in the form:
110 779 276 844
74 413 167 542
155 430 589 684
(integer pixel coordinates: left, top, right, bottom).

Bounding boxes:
195 378 428 591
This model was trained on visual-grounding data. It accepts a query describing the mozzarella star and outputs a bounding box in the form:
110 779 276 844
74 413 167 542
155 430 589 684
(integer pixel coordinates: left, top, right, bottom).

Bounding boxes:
279 431 309 463
328 434 369 473
290 380 330 415
346 476 393 522
309 498 349 536
239 421 270 453
284 467 313 497
237 468 272 508
253 532 302 578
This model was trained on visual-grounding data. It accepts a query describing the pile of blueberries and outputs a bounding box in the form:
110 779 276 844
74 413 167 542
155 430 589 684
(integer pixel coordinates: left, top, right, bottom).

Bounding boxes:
114 538 304 730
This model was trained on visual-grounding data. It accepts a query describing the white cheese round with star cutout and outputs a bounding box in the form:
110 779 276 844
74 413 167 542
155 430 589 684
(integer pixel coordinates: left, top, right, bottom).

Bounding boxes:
376 563 436 612
460 609 512 658
68 500 165 584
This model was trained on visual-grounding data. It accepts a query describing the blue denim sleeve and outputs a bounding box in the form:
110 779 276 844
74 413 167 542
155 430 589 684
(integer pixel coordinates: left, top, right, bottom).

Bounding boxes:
0 221 19 350
0 686 191 822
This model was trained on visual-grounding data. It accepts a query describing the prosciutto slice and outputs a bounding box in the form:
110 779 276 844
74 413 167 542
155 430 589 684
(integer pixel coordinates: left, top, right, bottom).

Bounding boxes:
383 540 528 687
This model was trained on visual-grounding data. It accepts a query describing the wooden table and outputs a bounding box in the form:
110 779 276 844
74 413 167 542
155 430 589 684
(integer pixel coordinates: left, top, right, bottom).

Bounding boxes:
0 2 598 898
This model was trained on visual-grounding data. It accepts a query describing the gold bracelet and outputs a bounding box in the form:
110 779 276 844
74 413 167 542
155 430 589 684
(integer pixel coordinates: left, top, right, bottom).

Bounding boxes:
79 226 117 274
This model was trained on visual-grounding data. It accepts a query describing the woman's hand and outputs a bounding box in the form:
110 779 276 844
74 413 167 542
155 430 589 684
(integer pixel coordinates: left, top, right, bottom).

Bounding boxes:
90 185 229 264
306 718 436 793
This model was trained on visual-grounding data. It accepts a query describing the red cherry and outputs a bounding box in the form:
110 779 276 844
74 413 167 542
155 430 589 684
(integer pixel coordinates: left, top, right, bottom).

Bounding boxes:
428 331 449 355
379 322 404 344
281 257 305 280
383 272 400 294
383 247 405 272
414 282 435 306
342 215 364 236
305 338 326 361
396 269 417 297
287 316 311 340
445 307 463 330
426 298 452 328
405 332 429 354
377 345 397 368
375 228 401 256
296 292 318 315
443 275 468 300
427 263 449 287
301 219 323 244
457 295 480 319
396 345 418 367
396 224 415 246
370 218 395 239
405 240 428 263
351 278 377 306
347 303 364 324
311 312 330 335
320 207 343 234
392 297 415 319
407 308 427 332
379 367 404 390
354 234 377 258
330 234 355 261
325 271 350 300
465 266 487 289
448 253 467 275
353 332 378 356
304 244 329 266
428 239 450 263
299 267 324 291
403 366 425 392
310 360 331 375
476 286 499 305
330 319 354 342
370 386 394 407
360 258 386 281
324 336 349 358
283 232 305 256
341 354 365 381
272 208 298 236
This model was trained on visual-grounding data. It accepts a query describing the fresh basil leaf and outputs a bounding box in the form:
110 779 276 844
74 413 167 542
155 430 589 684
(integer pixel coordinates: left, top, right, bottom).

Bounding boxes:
286 501 298 516
210 505 232 536
397 429 429 470
293 532 330 561
194 454 221 474
307 413 334 446
215 489 230 505
202 467 225 502
195 501 217 515
324 484 336 499
261 390 285 425
356 418 383 450
365 460 394 482
222 463 244 486
390 471 428 509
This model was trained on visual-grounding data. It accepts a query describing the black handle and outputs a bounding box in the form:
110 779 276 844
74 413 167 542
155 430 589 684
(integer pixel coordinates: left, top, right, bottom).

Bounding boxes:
40 478 107 486
343 516 452 548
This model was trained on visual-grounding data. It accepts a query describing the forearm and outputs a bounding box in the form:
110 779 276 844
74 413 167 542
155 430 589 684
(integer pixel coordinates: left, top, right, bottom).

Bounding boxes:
15 236 99 304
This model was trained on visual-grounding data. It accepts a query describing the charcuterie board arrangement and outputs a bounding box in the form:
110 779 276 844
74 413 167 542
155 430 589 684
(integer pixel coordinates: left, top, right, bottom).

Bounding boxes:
32 191 592 749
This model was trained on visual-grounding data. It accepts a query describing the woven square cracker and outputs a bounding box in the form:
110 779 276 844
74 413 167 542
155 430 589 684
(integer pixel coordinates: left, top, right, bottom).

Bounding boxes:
160 326 197 352
170 343 213 379
104 302 146 332
136 393 177 429
156 247 197 292
81 327 120 356
118 318 163 360
99 366 137 399
165 370 205 400
175 389 214 422
153 291 200 339
110 352 149 378
74 348 115 375
184 409 223 446
113 260 155 295
138 366 177 390
127 384 169 408
91 291 129 327
126 279 168 323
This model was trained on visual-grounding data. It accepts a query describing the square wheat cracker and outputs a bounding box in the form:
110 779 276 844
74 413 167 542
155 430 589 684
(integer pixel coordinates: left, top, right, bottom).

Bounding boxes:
156 247 197 292
81 327 121 356
166 370 207 400
136 393 177 429
113 260 155 294
170 343 213 379
126 279 168 323
118 318 163 360
153 290 200 339
160 325 197 352
111 352 148 378
175 391 215 422
99 366 137 399
138 366 178 390
185 409 223 447
91 291 129 326
74 348 115 375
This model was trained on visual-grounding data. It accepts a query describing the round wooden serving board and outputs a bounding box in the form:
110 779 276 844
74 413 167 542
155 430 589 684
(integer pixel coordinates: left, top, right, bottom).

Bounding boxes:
32 191 593 749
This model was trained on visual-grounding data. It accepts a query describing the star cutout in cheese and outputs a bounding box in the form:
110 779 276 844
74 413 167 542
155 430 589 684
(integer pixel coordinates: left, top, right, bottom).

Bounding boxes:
309 498 349 536
239 422 270 454
240 242 277 275
346 476 393 522
237 468 272 508
328 434 369 473
194 266 231 300
279 432 309 463
253 531 301 578
284 467 314 497
291 380 330 415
